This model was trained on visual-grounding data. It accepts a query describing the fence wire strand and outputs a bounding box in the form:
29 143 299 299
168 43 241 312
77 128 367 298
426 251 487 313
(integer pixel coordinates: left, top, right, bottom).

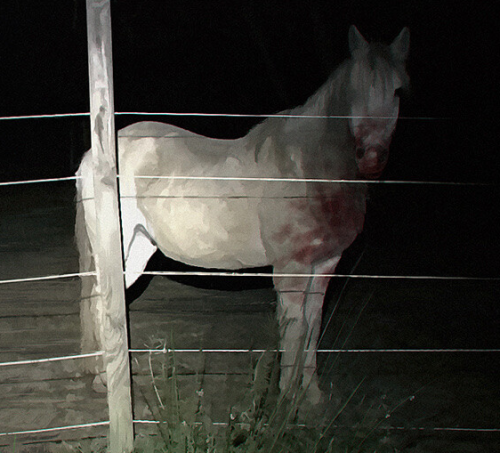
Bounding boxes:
0 352 104 368
138 270 499 281
1 347 497 370
0 111 448 122
0 421 109 438
1 174 494 188
0 112 90 121
129 347 500 354
0 176 80 187
2 269 495 288
117 112 451 121
130 175 493 186
1 419 498 439
0 272 96 286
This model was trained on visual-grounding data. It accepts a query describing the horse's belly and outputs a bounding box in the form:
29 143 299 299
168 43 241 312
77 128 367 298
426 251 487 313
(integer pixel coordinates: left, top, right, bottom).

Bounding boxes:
140 195 268 270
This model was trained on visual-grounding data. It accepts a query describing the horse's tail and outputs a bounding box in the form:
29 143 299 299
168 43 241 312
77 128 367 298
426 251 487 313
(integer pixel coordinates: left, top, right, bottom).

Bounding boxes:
75 151 103 374
75 156 94 284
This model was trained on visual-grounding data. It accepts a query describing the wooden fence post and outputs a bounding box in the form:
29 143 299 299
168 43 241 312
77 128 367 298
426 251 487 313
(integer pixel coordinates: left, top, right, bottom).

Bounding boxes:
86 0 134 451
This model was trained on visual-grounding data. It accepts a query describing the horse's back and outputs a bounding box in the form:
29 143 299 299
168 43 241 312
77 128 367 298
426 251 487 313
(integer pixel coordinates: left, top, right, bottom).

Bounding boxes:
118 121 190 140
117 121 269 270
118 122 267 180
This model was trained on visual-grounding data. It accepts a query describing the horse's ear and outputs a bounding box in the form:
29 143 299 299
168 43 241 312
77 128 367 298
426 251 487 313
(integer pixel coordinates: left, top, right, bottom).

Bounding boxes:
390 27 410 61
349 25 369 56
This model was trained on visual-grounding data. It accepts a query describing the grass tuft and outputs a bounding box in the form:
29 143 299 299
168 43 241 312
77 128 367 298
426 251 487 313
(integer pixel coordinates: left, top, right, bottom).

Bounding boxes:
133 338 409 453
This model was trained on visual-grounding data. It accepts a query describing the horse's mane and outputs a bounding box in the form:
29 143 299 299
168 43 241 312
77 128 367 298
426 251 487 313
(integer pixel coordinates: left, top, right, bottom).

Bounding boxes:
246 59 353 167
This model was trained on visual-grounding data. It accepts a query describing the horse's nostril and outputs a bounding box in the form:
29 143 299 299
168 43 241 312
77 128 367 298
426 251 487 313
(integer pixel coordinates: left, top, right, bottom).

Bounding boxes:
356 147 365 159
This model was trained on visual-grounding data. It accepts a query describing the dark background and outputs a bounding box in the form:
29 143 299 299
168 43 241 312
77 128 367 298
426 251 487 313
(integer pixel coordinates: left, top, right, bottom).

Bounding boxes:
0 0 498 183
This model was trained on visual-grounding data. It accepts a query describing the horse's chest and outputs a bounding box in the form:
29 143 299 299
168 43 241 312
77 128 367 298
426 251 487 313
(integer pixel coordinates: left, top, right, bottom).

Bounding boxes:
266 187 366 266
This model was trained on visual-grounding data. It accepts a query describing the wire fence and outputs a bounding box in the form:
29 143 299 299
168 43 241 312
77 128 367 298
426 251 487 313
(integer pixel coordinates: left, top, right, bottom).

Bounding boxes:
0 111 449 121
1 173 494 188
2 418 498 440
0 109 499 442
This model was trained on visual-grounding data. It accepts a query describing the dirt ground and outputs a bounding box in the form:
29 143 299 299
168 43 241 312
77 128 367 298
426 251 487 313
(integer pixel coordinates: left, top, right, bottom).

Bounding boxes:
1 182 499 452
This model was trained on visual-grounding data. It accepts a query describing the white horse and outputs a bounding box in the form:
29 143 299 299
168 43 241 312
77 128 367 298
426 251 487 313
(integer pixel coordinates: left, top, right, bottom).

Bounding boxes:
76 26 409 401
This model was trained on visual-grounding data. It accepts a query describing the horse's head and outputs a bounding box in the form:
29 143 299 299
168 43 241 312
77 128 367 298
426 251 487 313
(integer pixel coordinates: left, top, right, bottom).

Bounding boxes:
347 26 410 179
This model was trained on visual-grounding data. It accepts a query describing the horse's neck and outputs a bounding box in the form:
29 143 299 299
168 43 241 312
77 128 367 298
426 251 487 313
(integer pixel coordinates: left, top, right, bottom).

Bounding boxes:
246 63 355 179
287 66 354 176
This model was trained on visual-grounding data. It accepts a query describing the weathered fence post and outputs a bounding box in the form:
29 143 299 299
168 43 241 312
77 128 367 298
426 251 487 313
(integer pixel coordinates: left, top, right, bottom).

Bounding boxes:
86 0 134 451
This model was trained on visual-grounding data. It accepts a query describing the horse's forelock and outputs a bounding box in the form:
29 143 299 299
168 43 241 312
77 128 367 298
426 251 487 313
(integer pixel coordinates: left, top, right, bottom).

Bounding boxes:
359 50 401 88
346 43 410 120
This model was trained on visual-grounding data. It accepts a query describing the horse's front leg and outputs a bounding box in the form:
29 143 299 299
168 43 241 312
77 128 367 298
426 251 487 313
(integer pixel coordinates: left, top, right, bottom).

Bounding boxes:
273 257 340 403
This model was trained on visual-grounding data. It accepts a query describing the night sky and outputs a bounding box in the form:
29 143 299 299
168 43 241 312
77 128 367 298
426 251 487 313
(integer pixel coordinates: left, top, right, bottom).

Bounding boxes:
0 0 498 183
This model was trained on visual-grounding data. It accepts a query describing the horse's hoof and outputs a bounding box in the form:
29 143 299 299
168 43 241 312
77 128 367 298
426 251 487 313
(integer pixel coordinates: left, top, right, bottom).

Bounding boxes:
305 382 323 406
91 372 108 393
